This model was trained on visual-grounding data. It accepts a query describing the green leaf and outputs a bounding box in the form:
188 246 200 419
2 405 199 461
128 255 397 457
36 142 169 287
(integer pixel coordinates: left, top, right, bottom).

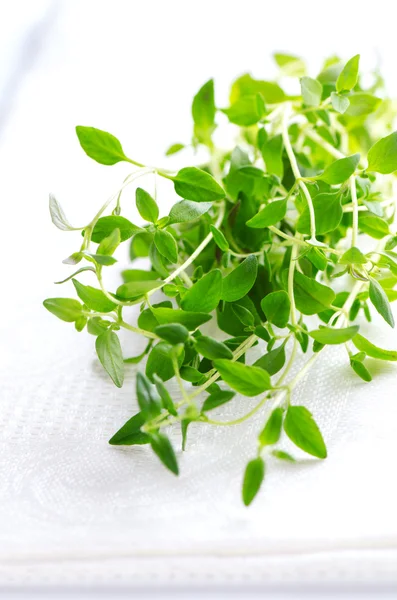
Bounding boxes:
367 131 397 174
95 330 124 387
116 280 161 300
358 213 390 239
309 325 359 345
246 198 287 228
345 93 381 117
195 336 233 360
350 356 372 382
339 247 367 265
154 323 189 345
85 253 117 266
72 279 117 312
108 412 149 445
292 271 336 315
192 79 216 145
331 92 350 114
87 317 111 336
352 333 397 361
43 298 83 322
259 408 284 446
180 366 204 383
274 53 306 77
222 93 265 127
210 225 229 251
336 54 360 92
232 304 255 327
242 457 265 506
172 167 225 202
213 359 272 396
260 135 284 179
202 390 235 412
151 307 212 330
230 73 286 104
121 269 160 283
316 154 360 184
98 228 121 256
136 372 161 419
165 143 185 156
254 343 286 376
180 270 222 313
76 126 129 165
153 374 178 416
136 188 159 223
168 200 212 224
283 406 327 459
221 255 258 302
154 229 178 263
146 341 183 382
272 449 296 462
297 192 342 235
49 194 76 231
91 216 142 243
369 278 395 327
300 77 322 107
149 432 179 475
261 291 290 328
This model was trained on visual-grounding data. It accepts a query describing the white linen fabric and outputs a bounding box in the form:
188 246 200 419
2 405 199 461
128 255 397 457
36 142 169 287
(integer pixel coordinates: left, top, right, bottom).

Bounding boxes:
1 0 397 588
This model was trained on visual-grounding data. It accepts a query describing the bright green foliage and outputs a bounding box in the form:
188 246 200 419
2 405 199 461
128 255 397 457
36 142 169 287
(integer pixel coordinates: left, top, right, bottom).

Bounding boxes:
136 188 159 223
192 79 216 146
172 167 225 202
91 216 141 243
45 53 397 505
300 77 322 107
284 406 327 459
297 192 342 235
76 126 130 165
259 408 284 446
316 154 360 184
221 255 258 302
43 298 83 322
336 54 360 92
213 360 272 396
352 334 397 361
180 270 222 312
95 330 124 388
261 291 290 328
242 457 265 506
309 325 359 345
246 198 287 228
367 132 397 174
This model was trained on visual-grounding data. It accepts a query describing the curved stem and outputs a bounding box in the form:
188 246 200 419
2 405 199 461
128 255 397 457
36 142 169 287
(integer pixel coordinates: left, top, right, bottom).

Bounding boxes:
119 319 158 340
349 176 359 248
282 103 317 242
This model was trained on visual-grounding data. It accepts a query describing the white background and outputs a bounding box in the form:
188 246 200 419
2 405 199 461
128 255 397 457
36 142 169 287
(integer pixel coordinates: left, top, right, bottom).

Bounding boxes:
1 0 397 598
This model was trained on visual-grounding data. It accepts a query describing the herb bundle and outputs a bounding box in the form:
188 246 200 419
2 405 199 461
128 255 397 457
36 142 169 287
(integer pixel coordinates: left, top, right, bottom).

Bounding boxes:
44 53 397 505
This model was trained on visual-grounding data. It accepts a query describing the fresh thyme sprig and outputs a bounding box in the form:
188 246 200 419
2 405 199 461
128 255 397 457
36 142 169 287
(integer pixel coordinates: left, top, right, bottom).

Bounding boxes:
44 53 397 505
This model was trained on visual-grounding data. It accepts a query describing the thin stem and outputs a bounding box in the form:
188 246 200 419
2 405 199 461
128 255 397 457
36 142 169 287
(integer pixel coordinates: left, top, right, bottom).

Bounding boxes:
119 319 158 340
349 176 359 248
304 129 345 160
282 103 317 241
172 355 192 406
202 395 270 427
288 241 299 327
